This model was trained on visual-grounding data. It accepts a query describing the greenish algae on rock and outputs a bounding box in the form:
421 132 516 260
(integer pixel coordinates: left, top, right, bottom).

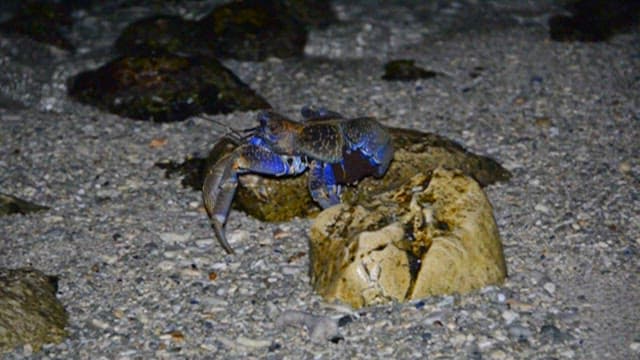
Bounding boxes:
382 59 439 81
0 268 68 353
0 193 49 216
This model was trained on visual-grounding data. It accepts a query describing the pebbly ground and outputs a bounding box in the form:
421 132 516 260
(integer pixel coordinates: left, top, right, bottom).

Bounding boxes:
1 1 639 359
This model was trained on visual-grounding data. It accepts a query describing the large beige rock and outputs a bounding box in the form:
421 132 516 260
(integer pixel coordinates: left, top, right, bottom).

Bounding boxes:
309 169 507 308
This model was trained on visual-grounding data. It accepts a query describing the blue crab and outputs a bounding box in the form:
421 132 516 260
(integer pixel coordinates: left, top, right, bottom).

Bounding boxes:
203 107 394 254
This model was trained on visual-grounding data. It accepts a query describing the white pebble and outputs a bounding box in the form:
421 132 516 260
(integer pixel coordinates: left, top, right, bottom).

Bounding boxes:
101 255 118 265
228 229 250 246
534 203 550 214
90 318 110 330
559 350 575 358
195 238 215 248
236 336 271 348
158 232 191 244
157 260 176 271
502 310 519 325
478 339 494 351
281 266 301 275
22 344 33 357
630 342 640 352
543 282 556 296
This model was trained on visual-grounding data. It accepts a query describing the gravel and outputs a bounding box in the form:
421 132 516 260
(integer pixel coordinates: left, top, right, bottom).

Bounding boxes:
1 0 639 359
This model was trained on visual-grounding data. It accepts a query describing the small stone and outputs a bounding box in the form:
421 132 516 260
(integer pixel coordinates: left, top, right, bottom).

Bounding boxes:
277 311 339 343
630 342 640 352
496 293 506 303
506 299 533 312
540 324 570 344
619 162 631 174
163 250 181 259
90 318 109 330
281 266 301 275
534 117 552 128
424 311 446 326
180 268 201 277
559 350 575 358
502 310 519 325
157 260 176 271
543 282 556 296
534 203 550 214
478 339 494 351
337 315 354 327
22 344 33 356
508 324 532 342
489 349 507 360
158 232 191 244
101 255 118 265
202 296 228 307
195 238 215 248
228 229 250 247
236 336 271 348
170 331 185 342
450 334 467 346
437 296 455 308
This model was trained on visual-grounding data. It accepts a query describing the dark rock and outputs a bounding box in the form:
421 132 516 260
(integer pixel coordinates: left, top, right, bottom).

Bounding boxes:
382 60 439 81
280 0 336 29
116 0 335 61
193 0 308 61
337 315 354 327
67 55 270 122
0 193 49 216
549 0 640 42
0 2 74 51
540 323 573 344
0 268 68 353
114 15 203 57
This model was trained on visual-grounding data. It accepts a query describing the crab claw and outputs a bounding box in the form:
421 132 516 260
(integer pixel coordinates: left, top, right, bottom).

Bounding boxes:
203 151 239 254
203 143 309 254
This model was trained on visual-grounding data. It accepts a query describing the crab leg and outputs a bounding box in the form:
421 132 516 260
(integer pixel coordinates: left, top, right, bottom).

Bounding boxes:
202 144 307 254
308 160 341 209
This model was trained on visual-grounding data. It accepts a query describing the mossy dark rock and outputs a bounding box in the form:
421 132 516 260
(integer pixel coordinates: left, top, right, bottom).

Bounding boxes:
280 0 337 29
197 0 307 60
116 0 335 60
0 2 74 51
382 60 439 81
549 0 640 42
0 193 49 216
161 125 510 221
0 268 68 353
67 55 270 122
114 15 202 57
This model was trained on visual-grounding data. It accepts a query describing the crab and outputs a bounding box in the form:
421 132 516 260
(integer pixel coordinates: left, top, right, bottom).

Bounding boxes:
203 106 394 254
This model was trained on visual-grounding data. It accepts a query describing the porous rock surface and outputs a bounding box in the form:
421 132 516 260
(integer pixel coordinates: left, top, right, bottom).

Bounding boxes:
310 169 507 308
